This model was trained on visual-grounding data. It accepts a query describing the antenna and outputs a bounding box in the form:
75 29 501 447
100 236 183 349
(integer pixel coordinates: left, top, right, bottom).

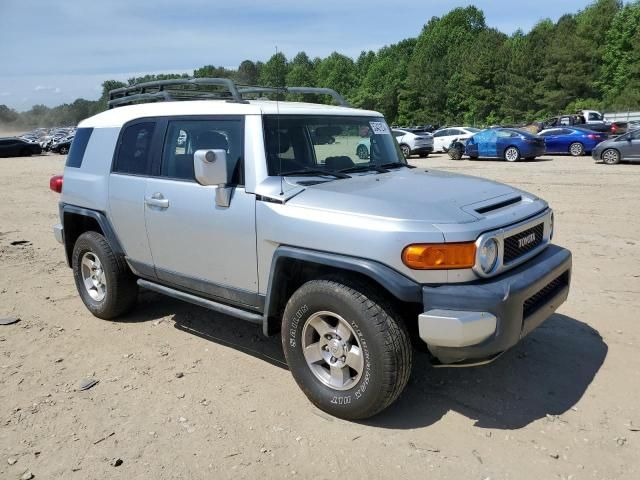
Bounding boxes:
276 46 284 195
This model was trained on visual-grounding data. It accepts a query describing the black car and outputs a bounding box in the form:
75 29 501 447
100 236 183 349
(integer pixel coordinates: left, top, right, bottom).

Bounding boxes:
50 139 73 154
0 137 43 157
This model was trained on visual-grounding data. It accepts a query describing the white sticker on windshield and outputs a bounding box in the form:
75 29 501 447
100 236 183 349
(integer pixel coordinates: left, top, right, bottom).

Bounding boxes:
369 121 390 135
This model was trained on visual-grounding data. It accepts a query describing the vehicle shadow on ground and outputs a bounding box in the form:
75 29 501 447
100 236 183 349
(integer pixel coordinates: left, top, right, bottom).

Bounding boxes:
122 290 288 370
365 314 607 430
122 295 606 430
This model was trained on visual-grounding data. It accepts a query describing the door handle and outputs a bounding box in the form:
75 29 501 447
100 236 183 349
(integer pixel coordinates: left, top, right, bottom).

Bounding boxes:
145 193 169 209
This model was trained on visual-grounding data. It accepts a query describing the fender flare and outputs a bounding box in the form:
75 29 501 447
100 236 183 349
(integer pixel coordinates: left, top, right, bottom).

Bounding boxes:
60 203 125 265
262 246 422 335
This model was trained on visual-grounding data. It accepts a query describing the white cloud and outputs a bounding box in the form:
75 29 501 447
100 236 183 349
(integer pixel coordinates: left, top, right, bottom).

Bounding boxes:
34 85 61 93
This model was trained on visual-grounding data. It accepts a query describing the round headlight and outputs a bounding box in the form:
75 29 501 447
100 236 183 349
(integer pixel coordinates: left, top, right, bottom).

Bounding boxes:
478 238 498 273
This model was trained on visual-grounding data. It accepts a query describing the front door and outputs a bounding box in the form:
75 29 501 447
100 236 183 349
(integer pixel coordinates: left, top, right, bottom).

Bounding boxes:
626 130 640 160
144 117 260 309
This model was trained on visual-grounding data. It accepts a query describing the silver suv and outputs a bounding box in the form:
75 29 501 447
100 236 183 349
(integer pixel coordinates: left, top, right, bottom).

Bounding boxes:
50 78 572 420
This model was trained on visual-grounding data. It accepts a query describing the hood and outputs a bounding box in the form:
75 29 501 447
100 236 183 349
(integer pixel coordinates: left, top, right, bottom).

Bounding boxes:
285 168 529 224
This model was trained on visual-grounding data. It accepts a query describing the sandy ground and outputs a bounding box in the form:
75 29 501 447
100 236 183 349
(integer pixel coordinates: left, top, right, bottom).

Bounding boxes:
1 152 639 480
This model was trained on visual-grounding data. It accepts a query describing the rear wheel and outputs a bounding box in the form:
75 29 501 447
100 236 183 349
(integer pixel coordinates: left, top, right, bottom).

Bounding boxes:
356 144 369 160
602 148 620 165
504 146 520 162
59 145 69 155
400 144 411 158
72 231 138 319
282 278 412 420
419 153 429 158
569 142 584 157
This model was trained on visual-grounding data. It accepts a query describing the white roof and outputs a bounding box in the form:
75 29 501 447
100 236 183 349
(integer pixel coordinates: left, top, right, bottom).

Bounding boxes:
79 100 382 128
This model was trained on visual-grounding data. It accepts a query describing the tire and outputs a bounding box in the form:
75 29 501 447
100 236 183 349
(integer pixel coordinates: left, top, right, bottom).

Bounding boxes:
72 231 138 319
356 144 369 160
400 144 411 158
282 278 412 420
419 153 429 158
601 148 620 165
448 147 463 160
569 142 584 157
59 145 69 155
504 146 520 162
469 155 479 160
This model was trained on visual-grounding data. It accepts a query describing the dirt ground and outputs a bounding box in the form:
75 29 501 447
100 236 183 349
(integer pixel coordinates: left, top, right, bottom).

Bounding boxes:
1 151 639 480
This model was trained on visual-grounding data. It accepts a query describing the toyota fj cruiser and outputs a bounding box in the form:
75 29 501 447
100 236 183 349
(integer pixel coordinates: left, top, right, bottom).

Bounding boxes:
50 78 572 420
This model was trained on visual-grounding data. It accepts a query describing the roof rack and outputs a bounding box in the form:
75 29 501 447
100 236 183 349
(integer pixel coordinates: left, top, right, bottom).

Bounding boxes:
107 78 350 108
237 86 350 107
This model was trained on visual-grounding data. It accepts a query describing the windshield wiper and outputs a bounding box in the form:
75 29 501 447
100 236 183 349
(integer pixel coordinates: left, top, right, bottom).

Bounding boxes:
281 168 351 179
380 161 416 169
340 164 389 174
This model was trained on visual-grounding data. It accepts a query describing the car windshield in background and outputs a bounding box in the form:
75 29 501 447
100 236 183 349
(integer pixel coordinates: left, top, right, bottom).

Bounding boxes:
263 115 406 176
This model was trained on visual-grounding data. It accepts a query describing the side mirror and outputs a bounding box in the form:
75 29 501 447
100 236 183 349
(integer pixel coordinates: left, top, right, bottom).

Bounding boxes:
193 149 232 207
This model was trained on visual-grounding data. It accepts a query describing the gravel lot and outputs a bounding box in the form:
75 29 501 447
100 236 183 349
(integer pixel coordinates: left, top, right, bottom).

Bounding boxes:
1 152 639 479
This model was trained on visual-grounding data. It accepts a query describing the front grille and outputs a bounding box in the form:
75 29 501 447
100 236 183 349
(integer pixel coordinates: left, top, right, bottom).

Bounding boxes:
523 272 569 319
503 223 544 263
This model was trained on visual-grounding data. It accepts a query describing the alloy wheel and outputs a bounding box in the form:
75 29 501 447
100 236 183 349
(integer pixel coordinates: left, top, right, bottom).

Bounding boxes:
80 252 107 301
301 311 364 391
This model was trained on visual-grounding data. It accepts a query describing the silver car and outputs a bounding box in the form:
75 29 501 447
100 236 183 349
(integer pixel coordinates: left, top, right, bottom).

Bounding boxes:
49 78 572 420
592 128 640 164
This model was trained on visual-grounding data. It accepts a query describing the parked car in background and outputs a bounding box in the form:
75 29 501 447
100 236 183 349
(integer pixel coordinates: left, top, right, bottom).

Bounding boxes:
578 109 608 126
455 128 545 162
592 128 640 164
50 137 73 154
356 128 433 159
0 137 43 157
542 114 610 134
433 126 482 152
538 127 607 156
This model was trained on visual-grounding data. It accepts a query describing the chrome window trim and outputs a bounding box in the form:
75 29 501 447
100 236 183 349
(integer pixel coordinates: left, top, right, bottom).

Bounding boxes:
472 209 552 278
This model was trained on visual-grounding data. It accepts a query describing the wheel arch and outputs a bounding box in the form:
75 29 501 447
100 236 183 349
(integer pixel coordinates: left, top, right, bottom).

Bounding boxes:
61 204 124 267
262 246 422 336
600 147 621 160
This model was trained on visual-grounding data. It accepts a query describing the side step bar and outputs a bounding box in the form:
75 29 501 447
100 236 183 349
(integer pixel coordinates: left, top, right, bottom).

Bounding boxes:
137 279 263 325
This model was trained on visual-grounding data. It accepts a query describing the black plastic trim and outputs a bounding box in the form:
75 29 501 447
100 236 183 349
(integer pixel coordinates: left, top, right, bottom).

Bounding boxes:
60 203 125 266
263 246 422 335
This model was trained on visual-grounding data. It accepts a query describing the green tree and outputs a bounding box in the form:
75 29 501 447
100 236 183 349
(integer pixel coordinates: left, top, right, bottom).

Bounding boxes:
236 60 260 85
315 52 358 103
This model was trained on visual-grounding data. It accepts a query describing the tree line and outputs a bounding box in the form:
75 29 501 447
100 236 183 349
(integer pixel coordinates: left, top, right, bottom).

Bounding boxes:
1 0 639 129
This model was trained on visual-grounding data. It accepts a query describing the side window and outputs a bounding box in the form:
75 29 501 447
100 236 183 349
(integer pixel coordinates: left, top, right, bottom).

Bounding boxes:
588 112 602 121
160 119 243 184
392 130 405 138
630 130 640 140
66 128 93 168
113 122 155 175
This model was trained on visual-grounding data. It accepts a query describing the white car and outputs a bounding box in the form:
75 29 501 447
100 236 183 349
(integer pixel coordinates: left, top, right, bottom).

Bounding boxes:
356 128 434 159
433 127 482 152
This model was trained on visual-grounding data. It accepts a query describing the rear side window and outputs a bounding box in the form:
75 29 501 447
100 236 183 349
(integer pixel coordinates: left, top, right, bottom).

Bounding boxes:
160 119 244 184
113 122 155 175
66 128 93 168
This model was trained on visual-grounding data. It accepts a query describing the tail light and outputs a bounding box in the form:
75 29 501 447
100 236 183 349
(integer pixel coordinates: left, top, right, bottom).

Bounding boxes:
49 175 63 193
587 134 603 140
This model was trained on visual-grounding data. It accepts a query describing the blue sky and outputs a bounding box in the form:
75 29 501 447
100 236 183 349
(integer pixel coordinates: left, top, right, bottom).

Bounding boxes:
0 0 594 111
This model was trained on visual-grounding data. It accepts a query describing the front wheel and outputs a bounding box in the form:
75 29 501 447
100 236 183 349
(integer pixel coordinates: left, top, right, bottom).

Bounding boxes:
601 148 620 165
400 144 411 158
569 142 584 157
72 231 138 319
59 145 69 155
504 146 520 162
282 279 412 420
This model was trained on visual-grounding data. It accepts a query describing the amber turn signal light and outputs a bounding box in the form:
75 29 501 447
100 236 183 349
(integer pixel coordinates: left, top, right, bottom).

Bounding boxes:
402 242 476 270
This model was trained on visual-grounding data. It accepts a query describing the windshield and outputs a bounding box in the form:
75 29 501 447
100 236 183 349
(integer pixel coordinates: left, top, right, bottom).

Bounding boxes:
263 115 406 176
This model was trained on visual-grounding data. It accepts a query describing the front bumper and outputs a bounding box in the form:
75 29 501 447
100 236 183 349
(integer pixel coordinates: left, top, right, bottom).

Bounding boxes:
419 244 571 365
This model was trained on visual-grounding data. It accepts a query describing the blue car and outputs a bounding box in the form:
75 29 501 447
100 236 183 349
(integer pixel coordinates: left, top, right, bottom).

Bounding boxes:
464 128 546 162
538 127 607 156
